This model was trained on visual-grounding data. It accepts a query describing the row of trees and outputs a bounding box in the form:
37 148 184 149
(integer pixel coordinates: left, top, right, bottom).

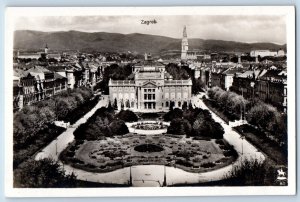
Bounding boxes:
208 86 248 120
207 86 287 146
165 108 224 139
13 87 94 150
107 98 134 111
74 107 130 141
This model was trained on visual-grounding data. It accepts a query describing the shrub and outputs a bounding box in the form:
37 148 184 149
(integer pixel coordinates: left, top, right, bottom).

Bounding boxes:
225 159 268 186
215 139 225 145
167 118 191 135
163 108 183 121
14 158 77 188
201 162 216 168
116 110 138 122
176 159 193 167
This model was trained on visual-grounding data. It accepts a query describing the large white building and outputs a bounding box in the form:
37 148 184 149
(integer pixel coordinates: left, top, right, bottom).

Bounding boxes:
109 55 192 112
250 49 285 57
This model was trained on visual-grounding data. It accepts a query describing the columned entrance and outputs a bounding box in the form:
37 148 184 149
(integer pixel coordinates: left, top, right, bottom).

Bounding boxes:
144 102 156 109
142 87 156 110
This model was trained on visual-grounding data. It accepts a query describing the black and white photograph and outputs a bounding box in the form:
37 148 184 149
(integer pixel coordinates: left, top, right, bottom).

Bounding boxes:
5 6 296 197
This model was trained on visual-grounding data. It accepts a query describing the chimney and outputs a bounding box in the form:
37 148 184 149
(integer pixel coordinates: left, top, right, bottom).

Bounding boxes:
255 56 259 63
144 53 148 60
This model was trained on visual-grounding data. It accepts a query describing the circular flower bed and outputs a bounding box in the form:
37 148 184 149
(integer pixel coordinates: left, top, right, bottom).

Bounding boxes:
134 144 164 153
132 122 168 130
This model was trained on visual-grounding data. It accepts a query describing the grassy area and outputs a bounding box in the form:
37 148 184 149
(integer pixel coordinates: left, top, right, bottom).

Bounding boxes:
234 124 287 165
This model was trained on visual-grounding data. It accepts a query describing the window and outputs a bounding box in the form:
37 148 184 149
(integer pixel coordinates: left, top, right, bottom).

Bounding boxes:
143 88 155 101
166 101 169 107
178 101 181 107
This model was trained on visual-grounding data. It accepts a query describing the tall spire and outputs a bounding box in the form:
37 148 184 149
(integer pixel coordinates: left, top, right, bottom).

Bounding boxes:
181 26 188 60
183 25 187 38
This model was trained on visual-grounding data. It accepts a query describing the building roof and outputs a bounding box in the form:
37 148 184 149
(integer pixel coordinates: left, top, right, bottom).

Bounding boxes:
135 60 164 68
165 79 192 86
260 69 287 80
211 66 228 74
237 70 263 79
109 80 135 86
222 67 245 75
53 72 66 79
26 66 52 74
13 69 26 78
25 66 52 80
46 66 66 72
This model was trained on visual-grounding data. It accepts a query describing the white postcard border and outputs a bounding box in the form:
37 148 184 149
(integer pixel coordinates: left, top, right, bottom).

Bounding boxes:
4 6 296 197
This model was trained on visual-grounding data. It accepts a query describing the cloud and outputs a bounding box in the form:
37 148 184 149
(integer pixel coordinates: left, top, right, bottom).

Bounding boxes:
14 15 286 44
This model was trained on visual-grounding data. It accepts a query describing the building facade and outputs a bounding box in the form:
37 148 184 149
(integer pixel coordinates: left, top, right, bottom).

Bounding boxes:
109 55 192 112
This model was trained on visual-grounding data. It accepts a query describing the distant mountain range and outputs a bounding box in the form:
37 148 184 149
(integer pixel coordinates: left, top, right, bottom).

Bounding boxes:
14 30 287 54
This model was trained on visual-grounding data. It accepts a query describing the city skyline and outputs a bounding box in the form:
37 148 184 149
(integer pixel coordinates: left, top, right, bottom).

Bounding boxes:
14 15 286 45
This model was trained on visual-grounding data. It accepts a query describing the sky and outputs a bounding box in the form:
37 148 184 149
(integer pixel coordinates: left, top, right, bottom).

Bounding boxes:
14 15 286 44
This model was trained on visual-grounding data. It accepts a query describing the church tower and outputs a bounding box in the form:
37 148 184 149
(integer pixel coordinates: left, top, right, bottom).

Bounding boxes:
45 43 48 54
181 26 188 60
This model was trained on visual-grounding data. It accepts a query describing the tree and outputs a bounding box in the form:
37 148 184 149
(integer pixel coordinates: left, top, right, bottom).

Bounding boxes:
182 101 188 110
113 98 118 110
192 78 205 94
165 63 190 80
121 99 124 110
109 120 129 135
225 159 267 186
107 100 113 112
188 101 193 110
14 158 77 188
116 110 138 122
246 103 279 132
169 101 175 111
125 99 130 108
167 118 185 135
192 109 224 139
163 108 183 121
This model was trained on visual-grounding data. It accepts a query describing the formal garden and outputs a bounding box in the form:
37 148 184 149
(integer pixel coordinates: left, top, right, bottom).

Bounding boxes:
60 106 238 174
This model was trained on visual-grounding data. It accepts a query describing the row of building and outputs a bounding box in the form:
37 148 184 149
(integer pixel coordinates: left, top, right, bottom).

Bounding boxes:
194 62 287 112
13 62 103 111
